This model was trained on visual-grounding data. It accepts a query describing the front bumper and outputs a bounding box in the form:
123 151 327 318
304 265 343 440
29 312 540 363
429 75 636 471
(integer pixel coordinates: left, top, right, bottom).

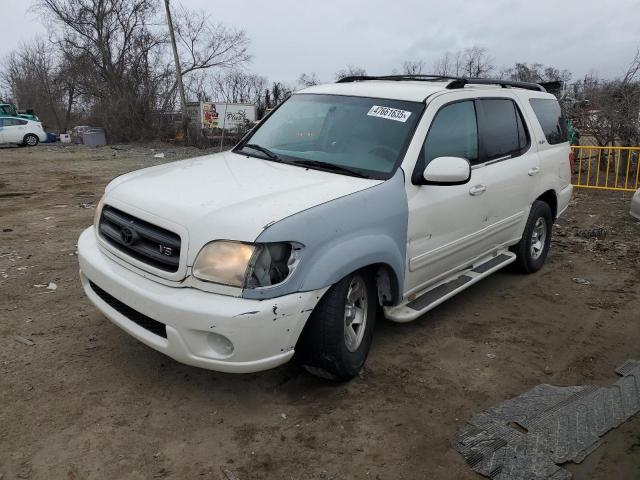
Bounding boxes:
78 227 325 373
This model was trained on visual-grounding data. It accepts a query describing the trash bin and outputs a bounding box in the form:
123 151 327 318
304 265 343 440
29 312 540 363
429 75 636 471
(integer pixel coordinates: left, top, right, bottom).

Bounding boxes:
82 128 107 147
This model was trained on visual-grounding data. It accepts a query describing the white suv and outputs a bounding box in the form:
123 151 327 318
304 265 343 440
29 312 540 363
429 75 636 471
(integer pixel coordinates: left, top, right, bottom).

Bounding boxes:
78 75 573 380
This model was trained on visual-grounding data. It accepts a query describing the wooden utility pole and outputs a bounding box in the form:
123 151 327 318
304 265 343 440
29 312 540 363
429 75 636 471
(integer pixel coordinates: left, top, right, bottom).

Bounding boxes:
164 0 189 139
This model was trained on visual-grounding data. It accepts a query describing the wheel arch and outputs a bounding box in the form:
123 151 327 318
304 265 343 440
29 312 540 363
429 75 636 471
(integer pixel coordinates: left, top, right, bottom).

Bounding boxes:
366 262 401 306
23 133 39 146
535 189 558 220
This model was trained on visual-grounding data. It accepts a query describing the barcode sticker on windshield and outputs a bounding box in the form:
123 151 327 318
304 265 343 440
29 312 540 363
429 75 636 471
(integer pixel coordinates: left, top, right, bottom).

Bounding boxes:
367 105 412 123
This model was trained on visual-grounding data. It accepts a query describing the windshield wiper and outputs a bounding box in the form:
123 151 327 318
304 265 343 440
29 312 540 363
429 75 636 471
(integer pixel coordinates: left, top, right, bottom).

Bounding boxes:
290 159 368 178
240 143 280 160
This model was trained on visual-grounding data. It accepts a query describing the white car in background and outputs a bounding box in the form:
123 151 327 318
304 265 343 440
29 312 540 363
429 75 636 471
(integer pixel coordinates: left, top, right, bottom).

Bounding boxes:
0 117 47 146
631 188 640 220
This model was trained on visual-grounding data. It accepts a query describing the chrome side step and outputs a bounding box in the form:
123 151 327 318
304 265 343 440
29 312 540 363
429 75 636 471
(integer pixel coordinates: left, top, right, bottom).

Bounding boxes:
384 251 516 323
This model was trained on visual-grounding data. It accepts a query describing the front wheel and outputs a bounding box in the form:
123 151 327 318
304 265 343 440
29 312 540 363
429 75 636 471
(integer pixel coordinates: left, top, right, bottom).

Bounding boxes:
513 200 553 273
295 271 377 380
23 134 39 147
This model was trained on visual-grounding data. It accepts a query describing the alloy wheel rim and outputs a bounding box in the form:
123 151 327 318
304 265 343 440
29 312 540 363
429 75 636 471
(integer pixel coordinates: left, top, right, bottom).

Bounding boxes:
530 217 547 260
27 136 36 146
343 275 368 352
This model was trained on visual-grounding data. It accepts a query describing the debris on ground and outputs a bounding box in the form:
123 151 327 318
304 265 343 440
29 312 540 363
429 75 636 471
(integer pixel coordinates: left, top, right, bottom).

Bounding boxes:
153 152 165 159
572 277 591 285
221 467 240 480
14 335 35 346
47 282 57 290
576 225 609 240
453 360 640 480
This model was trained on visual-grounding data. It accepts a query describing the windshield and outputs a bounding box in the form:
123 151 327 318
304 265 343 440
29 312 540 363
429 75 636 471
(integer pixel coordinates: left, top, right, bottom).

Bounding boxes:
236 94 424 179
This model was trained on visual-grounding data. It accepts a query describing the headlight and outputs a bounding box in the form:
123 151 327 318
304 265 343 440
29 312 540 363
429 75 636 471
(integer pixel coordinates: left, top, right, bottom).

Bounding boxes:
94 194 105 226
192 240 300 288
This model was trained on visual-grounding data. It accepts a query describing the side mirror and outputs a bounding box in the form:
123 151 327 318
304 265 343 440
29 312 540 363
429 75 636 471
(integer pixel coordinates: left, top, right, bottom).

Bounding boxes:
423 156 471 185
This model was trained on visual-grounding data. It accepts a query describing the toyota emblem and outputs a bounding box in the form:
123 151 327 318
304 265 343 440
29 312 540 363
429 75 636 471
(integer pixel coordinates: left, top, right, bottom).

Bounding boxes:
120 226 135 245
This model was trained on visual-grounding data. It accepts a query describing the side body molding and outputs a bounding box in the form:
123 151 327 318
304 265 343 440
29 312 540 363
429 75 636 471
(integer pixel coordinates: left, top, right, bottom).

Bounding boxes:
244 169 409 302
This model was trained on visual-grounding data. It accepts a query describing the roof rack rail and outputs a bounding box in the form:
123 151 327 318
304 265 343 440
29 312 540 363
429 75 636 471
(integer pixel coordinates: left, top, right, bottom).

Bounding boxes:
336 74 546 92
445 77 546 92
336 74 457 84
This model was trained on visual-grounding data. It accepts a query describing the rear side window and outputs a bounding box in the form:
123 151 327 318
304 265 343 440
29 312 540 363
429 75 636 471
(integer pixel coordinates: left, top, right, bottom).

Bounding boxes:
3 118 27 126
478 99 529 161
529 98 567 144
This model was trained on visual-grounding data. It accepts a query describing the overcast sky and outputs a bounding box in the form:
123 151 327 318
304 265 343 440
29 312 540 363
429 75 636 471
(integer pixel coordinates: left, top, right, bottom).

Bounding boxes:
1 0 639 84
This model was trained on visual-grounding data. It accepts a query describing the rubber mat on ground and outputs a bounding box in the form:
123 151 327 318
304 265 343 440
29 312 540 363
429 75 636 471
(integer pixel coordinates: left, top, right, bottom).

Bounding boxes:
453 360 640 479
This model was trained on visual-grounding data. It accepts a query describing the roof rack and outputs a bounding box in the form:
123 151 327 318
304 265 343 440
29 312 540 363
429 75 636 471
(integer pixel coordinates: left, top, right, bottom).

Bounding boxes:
336 74 546 92
336 74 456 84
446 77 546 92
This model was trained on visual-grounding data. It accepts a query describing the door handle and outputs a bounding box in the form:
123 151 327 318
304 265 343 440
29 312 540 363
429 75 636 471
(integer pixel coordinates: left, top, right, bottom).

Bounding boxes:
469 184 487 196
528 167 540 176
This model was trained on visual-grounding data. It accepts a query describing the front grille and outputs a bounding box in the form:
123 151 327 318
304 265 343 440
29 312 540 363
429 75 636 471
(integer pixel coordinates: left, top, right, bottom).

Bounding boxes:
89 281 167 338
98 205 181 273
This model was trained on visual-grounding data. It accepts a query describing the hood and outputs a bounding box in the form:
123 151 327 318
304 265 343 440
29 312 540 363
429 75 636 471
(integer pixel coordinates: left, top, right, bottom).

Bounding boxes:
104 151 381 254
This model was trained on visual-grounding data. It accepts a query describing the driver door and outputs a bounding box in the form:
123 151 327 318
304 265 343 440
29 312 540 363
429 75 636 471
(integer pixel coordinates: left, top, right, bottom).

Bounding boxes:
404 98 489 295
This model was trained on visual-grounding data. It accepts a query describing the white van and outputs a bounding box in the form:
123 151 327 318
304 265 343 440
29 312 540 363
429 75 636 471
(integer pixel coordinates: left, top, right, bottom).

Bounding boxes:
78 75 573 380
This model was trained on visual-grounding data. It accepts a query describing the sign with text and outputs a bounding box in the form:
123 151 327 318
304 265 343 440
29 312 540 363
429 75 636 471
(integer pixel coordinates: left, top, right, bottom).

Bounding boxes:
201 102 256 130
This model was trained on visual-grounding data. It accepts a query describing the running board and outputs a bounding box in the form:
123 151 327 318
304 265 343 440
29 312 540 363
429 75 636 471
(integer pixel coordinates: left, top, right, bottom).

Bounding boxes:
384 252 516 323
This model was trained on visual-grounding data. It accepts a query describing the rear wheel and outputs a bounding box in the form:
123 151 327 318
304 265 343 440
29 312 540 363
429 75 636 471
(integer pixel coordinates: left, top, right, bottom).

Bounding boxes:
295 271 376 380
513 200 553 273
23 134 39 147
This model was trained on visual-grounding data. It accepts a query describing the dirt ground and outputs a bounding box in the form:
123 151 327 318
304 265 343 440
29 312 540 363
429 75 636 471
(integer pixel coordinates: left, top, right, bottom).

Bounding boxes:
1 143 639 480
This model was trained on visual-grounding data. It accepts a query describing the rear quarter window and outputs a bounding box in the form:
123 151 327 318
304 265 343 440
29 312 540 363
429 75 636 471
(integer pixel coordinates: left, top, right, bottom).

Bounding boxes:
529 98 568 145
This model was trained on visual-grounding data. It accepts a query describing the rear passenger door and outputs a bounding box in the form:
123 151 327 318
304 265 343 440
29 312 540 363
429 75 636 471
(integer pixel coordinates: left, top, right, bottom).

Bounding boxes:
475 97 539 249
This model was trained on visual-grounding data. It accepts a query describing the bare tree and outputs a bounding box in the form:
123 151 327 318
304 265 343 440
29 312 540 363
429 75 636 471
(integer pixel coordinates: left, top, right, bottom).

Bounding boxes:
401 60 425 75
297 72 321 88
211 70 267 104
30 0 251 141
574 49 640 148
1 39 66 130
501 62 571 84
36 0 167 140
171 4 251 103
334 65 367 81
432 46 494 78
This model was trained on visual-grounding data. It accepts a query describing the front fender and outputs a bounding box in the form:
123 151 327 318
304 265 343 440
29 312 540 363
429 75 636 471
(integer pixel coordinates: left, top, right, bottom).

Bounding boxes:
296 233 404 294
244 169 408 301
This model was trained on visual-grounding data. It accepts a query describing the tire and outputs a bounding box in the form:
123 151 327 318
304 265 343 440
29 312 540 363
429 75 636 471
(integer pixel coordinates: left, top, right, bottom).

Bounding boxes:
23 134 39 147
512 200 553 273
295 271 377 380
